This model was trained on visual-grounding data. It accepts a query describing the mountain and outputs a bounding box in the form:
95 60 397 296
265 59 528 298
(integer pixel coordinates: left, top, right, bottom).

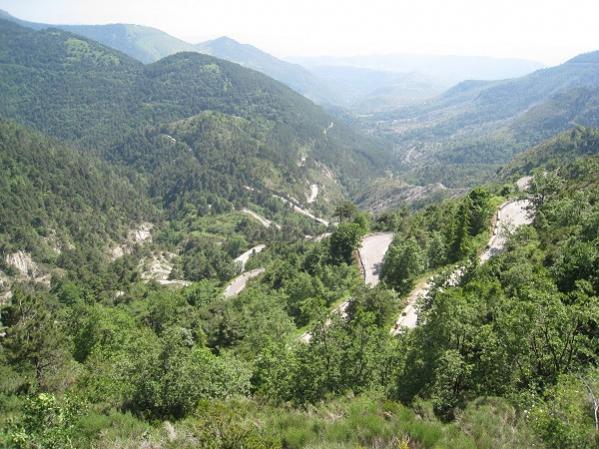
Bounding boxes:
2 12 599 448
500 126 599 178
2 9 547 114
0 9 197 63
0 18 392 205
0 9 342 105
369 51 599 187
291 53 544 86
0 17 395 298
306 65 444 112
195 36 341 105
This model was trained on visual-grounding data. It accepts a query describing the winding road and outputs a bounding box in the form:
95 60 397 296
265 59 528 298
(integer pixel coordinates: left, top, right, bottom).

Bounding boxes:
392 279 431 332
223 245 268 297
273 194 329 226
392 195 533 334
358 232 395 287
234 244 266 271
479 199 533 263
223 268 266 298
242 208 281 230
300 231 394 342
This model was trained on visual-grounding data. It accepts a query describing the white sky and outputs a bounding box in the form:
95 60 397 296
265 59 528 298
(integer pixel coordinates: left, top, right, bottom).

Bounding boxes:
1 0 598 65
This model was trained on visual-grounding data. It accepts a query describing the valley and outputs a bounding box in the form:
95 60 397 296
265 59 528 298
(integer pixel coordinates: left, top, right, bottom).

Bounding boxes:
0 6 598 449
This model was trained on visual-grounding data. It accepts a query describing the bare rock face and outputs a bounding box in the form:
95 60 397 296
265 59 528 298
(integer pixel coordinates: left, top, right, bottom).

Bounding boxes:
5 251 39 277
139 252 191 288
129 223 153 244
110 222 154 260
2 251 51 299
140 252 175 282
307 184 319 204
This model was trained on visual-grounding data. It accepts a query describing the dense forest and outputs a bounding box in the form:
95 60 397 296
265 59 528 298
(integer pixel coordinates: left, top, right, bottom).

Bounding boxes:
1 12 599 449
0 18 392 197
3 130 599 447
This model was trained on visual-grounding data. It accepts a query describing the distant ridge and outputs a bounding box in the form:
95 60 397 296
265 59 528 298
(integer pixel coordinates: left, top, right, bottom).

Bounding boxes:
0 9 339 104
566 50 599 64
371 47 599 187
0 8 547 113
0 8 196 63
195 36 340 104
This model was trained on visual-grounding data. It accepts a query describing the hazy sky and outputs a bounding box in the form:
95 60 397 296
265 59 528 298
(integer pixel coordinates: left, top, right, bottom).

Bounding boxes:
1 0 598 65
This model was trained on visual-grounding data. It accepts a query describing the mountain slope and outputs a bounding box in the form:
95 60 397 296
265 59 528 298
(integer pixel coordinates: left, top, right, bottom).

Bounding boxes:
0 19 392 202
0 119 153 280
195 36 340 105
58 24 198 64
291 53 544 85
0 10 342 105
500 126 599 178
0 9 197 63
371 51 599 187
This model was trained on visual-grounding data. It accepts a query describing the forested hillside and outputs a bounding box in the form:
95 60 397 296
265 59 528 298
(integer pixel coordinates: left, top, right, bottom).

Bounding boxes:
0 8 200 63
502 126 599 176
1 5 599 448
0 119 151 249
3 128 599 448
0 10 343 106
0 18 392 200
370 51 599 187
0 119 155 297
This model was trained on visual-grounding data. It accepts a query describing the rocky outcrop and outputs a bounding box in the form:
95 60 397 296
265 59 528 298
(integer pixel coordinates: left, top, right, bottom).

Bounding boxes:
110 222 154 260
139 252 190 288
5 251 39 277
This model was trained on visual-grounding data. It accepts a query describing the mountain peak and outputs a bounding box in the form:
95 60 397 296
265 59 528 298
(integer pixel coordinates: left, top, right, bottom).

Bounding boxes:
566 50 599 64
210 36 240 45
197 36 253 53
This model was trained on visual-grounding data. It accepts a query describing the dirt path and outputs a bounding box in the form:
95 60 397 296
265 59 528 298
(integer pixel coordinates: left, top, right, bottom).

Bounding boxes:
358 232 395 287
223 268 265 298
